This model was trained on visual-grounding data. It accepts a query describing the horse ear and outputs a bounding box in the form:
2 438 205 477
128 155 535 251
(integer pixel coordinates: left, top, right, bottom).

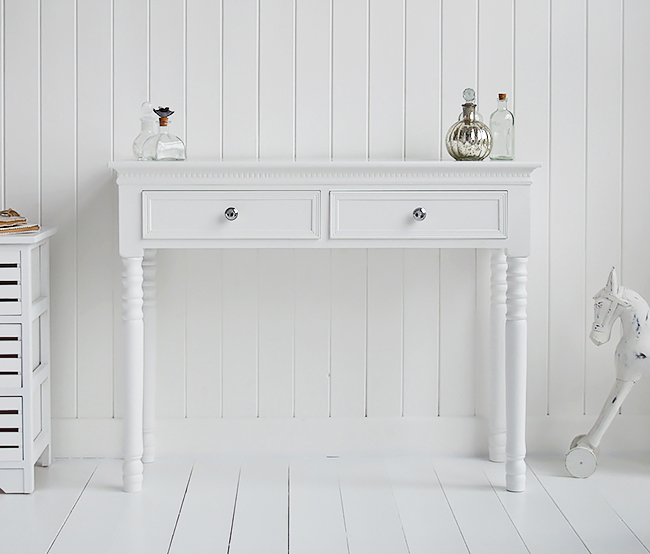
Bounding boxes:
606 267 619 294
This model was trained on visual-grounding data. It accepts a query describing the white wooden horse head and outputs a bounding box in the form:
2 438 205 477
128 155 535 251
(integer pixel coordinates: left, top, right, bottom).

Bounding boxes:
590 267 631 346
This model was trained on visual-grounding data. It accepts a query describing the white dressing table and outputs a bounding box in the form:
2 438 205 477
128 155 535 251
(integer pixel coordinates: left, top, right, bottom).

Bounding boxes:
110 160 539 493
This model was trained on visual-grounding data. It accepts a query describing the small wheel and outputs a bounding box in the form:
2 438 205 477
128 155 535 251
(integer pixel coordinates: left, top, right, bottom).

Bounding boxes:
565 446 597 478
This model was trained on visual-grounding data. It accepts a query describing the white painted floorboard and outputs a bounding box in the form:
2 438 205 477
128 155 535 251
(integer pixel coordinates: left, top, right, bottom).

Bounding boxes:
4 455 650 554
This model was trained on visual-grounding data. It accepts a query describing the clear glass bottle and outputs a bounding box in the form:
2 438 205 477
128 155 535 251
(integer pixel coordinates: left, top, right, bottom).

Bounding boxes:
132 102 158 160
489 93 514 160
458 88 483 122
142 107 186 161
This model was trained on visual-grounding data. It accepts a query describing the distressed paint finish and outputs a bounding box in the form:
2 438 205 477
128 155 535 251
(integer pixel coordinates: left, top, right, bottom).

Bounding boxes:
567 268 650 477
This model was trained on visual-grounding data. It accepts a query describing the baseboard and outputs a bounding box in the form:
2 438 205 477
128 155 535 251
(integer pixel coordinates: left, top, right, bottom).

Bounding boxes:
51 414 650 459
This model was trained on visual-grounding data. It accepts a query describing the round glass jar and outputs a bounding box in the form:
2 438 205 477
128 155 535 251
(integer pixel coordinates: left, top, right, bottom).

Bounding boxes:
446 103 492 161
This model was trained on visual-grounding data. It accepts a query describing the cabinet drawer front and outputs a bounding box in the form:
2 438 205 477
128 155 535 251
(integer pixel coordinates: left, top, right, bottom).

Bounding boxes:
0 397 22 461
143 191 320 240
330 191 507 240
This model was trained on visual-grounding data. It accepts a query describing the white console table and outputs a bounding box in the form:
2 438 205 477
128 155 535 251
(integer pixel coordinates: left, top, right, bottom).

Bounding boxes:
111 160 538 493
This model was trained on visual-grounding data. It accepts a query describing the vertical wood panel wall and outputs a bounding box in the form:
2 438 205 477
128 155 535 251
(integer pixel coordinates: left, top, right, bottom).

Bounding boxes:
2 0 644 445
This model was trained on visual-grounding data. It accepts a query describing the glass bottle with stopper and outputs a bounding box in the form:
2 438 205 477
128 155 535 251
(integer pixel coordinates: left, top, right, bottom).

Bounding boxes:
142 107 186 161
446 89 492 161
458 88 483 121
489 93 514 160
132 102 158 160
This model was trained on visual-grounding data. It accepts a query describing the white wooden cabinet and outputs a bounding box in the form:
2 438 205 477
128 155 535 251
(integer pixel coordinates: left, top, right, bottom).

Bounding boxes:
0 229 54 493
111 161 538 493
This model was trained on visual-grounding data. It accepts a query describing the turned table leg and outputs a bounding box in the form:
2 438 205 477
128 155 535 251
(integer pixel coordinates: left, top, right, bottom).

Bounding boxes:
489 249 507 463
505 255 528 492
122 256 144 493
142 250 157 464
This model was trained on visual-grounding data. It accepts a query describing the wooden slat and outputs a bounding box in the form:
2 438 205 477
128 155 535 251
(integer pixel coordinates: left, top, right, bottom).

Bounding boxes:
332 0 367 159
112 0 148 161
433 457 529 554
76 0 116 419
221 250 258 418
186 0 221 158
366 250 403 417
478 0 514 116
368 0 403 159
222 0 258 159
337 457 409 554
168 458 241 554
227 458 289 554
295 0 331 159
584 1 623 417
621 0 650 415
385 456 468 554
294 250 331 418
547 0 587 417
330 249 366 417
402 250 439 417
527 457 650 554
155 250 187 418
185 250 222 418
0 460 98 554
289 457 348 554
258 250 294 417
4 0 40 223
483 461 589 553
404 0 441 160
259 0 294 158
40 0 77 419
513 0 550 418
438 250 476 416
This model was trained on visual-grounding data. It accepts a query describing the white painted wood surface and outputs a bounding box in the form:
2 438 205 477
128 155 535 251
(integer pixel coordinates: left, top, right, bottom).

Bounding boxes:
1 0 648 457
12 455 650 553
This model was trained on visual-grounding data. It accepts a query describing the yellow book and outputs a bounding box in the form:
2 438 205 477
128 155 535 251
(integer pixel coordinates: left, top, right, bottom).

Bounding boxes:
0 223 40 234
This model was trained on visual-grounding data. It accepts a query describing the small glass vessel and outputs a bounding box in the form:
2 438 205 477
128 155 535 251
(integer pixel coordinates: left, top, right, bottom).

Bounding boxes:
142 107 186 161
458 88 483 122
489 93 514 160
132 102 158 160
446 95 492 161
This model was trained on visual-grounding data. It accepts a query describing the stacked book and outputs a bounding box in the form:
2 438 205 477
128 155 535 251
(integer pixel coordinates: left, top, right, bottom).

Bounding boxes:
0 209 39 234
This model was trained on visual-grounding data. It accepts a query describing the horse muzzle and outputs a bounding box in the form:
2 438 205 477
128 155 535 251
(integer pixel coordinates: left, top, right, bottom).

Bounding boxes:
590 327 610 346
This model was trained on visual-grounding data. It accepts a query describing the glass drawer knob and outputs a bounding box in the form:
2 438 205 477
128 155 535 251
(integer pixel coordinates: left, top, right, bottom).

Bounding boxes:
413 207 426 221
224 207 238 221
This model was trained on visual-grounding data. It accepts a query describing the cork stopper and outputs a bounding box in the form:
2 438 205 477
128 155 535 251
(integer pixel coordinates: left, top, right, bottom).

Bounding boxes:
159 117 169 127
498 93 507 101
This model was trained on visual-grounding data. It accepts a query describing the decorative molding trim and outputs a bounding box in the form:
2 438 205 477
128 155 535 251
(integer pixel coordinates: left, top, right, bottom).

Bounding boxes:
110 161 541 185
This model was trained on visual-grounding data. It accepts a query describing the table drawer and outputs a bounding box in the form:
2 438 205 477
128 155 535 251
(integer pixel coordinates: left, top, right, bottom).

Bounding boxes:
0 397 22 461
330 190 507 240
143 191 320 240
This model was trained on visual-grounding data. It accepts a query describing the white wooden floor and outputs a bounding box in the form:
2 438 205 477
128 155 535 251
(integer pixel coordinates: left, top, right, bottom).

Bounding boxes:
3 454 650 554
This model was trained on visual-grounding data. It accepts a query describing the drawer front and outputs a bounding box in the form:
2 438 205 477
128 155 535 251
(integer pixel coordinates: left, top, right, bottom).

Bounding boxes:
0 251 20 315
0 324 21 388
0 397 22 461
143 191 320 240
330 190 507 240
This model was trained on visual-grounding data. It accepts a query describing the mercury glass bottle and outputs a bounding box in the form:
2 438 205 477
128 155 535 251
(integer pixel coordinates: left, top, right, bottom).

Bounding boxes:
489 93 514 160
132 102 158 160
446 98 492 161
142 107 186 161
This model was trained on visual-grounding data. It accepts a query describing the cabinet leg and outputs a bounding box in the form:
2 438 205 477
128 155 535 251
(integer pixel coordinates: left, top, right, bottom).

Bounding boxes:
122 256 144 493
505 256 527 492
36 444 51 467
489 249 507 463
143 250 156 464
